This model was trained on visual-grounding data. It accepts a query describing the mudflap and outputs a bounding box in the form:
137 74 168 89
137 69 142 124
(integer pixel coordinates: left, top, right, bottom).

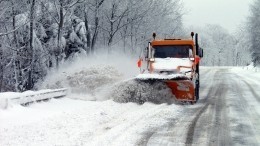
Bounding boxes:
165 80 195 103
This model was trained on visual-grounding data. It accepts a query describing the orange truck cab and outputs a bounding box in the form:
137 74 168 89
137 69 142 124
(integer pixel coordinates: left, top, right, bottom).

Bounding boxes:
138 32 203 103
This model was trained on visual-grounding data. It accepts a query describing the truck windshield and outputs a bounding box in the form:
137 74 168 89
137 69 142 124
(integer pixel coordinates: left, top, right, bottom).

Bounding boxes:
153 45 193 58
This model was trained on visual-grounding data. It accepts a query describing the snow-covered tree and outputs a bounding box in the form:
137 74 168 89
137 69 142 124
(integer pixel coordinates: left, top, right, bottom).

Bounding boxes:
0 0 185 92
234 25 251 66
190 24 239 66
248 0 260 66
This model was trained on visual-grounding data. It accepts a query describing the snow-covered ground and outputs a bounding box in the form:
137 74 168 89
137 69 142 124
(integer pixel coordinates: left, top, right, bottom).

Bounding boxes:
0 66 260 146
0 98 185 146
0 88 67 109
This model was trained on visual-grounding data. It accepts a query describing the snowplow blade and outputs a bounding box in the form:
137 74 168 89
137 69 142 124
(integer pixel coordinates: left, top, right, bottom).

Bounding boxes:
165 80 195 102
135 75 195 102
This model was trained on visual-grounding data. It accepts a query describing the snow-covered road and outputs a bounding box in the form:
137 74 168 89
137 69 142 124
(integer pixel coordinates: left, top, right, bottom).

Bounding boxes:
0 67 260 146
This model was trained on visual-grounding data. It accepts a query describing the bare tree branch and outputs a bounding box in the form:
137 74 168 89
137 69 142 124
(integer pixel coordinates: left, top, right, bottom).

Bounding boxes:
0 20 29 37
63 0 84 9
54 0 60 20
41 2 59 24
0 7 9 18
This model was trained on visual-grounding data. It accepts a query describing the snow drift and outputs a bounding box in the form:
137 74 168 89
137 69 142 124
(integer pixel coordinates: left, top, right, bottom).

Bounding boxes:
109 79 176 104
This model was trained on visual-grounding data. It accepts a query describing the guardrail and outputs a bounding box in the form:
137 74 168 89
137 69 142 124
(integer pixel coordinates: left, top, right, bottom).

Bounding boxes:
0 88 68 109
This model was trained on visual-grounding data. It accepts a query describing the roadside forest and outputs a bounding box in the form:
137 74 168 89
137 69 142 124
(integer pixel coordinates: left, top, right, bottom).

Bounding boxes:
0 0 259 92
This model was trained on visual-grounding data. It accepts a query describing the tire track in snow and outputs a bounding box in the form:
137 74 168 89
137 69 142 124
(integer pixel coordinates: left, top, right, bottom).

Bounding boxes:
136 114 179 146
185 69 236 145
87 104 169 145
208 77 230 146
185 103 210 145
185 69 222 145
141 68 218 145
138 68 216 146
228 74 260 145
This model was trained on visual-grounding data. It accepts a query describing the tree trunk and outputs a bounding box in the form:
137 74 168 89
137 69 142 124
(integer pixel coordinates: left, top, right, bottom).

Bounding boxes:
11 2 22 91
107 4 116 47
12 3 17 44
84 8 91 54
90 0 105 53
26 0 36 90
91 15 99 53
0 47 3 92
56 0 64 68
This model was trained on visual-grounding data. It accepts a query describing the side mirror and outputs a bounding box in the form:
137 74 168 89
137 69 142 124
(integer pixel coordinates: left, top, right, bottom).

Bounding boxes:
199 48 203 58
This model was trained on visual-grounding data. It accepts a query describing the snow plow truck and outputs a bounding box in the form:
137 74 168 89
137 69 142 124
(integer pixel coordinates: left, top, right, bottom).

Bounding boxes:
136 32 203 104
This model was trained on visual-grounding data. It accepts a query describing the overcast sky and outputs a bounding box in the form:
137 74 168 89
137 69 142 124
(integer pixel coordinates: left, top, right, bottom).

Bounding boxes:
183 0 254 33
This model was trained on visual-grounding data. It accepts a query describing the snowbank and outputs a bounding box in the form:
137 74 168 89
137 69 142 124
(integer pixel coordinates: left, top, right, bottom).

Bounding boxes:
0 97 183 146
239 62 260 74
0 98 8 109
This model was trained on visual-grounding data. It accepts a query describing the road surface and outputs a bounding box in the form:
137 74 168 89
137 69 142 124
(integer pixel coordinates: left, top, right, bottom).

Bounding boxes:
145 67 260 146
0 67 259 146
